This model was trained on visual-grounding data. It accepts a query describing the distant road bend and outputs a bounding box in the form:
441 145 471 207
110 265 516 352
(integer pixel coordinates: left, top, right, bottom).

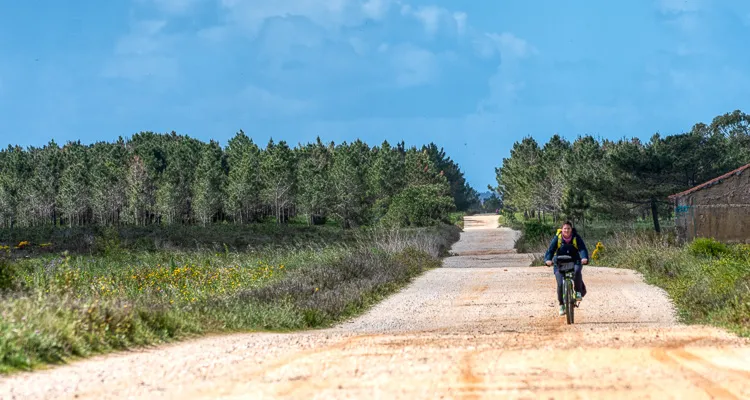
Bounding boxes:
2 215 750 399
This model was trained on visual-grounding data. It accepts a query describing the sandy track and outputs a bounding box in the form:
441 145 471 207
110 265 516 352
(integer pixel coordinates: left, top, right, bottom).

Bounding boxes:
2 215 750 399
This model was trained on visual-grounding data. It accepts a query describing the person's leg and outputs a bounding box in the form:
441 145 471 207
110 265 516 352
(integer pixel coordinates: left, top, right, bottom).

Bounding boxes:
553 264 564 305
574 262 586 298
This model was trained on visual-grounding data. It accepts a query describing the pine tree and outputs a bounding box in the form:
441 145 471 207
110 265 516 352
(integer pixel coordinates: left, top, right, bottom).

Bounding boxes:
125 155 155 226
0 145 30 228
156 133 201 224
225 130 263 223
261 139 296 224
296 137 332 225
90 140 127 225
192 140 226 225
368 140 405 219
57 142 90 227
329 141 370 228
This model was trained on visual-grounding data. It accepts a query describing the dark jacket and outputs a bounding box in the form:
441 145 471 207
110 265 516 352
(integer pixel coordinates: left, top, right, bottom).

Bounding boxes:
544 228 589 263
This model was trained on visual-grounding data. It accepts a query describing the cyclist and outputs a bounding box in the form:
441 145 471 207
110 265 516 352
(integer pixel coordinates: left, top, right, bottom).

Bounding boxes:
544 221 589 316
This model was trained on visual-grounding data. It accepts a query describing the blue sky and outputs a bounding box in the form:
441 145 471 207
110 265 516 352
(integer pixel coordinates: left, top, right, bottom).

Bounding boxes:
2 0 750 189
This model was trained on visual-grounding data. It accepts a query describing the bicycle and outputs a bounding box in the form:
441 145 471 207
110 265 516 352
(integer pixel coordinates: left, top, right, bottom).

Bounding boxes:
556 255 579 324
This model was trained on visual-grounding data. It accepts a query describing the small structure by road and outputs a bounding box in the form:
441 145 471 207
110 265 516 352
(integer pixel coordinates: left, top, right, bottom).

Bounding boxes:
669 162 750 244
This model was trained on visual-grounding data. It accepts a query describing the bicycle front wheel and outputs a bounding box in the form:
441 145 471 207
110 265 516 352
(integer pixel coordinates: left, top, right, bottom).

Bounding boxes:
565 278 575 324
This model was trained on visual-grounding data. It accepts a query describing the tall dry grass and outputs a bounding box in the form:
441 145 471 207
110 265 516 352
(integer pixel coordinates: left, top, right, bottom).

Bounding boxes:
0 224 461 374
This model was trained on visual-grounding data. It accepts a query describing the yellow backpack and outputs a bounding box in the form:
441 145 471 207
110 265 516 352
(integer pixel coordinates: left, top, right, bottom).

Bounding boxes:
556 229 578 250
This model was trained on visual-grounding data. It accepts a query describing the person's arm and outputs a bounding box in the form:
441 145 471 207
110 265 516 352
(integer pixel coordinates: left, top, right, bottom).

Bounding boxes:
544 235 558 263
577 234 589 263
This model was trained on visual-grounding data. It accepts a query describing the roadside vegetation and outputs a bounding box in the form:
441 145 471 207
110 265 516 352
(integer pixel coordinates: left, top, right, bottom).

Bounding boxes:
0 133 477 374
597 237 750 337
495 109 750 337
0 225 460 374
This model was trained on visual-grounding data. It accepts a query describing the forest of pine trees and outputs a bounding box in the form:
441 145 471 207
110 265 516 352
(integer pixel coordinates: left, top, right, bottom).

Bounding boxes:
0 131 480 229
494 109 750 231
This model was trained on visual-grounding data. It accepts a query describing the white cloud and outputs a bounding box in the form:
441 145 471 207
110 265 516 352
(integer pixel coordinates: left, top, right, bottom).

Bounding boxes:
362 0 391 20
413 6 443 35
658 0 702 14
115 0 535 116
212 1 464 38
453 12 467 36
241 85 316 117
404 5 466 36
218 0 368 35
139 0 205 14
113 20 169 55
196 26 231 43
102 20 181 81
389 44 439 87
485 33 536 59
656 0 704 35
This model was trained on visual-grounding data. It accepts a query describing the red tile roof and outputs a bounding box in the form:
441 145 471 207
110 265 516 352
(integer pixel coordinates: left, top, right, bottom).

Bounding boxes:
668 162 750 200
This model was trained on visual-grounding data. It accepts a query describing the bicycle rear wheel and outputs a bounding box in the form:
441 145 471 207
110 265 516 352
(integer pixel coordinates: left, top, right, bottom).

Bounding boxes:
565 278 575 324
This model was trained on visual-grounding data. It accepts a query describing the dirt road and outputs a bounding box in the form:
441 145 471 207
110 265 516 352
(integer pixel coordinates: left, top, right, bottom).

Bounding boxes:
2 215 750 399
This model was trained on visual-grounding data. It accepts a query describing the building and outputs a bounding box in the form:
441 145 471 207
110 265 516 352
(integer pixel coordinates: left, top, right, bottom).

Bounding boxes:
668 163 750 244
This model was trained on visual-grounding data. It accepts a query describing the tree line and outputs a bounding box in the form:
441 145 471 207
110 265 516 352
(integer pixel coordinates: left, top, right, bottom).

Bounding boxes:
494 109 750 232
0 131 480 229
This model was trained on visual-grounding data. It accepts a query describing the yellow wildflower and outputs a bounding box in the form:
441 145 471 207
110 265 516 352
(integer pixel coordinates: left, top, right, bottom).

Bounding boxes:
591 242 604 261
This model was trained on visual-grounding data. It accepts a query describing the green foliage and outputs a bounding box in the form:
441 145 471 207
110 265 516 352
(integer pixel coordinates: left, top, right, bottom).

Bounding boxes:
0 257 20 290
0 225 460 373
513 220 555 253
383 184 456 227
261 139 297 224
329 141 370 228
224 131 263 223
0 222 356 256
597 235 750 337
689 238 731 258
0 134 478 232
421 143 479 211
296 138 333 225
493 109 750 231
522 220 555 243
447 212 465 228
192 140 226 225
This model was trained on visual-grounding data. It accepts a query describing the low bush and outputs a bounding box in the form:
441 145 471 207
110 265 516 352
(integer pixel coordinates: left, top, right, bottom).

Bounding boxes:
512 220 555 253
0 223 356 257
689 237 731 258
382 184 456 228
596 234 750 337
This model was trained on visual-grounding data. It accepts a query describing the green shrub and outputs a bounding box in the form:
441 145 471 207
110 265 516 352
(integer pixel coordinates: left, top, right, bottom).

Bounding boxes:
689 238 730 258
596 234 750 337
512 220 555 253
523 221 555 241
382 184 456 227
498 211 523 230
447 212 465 229
0 258 19 291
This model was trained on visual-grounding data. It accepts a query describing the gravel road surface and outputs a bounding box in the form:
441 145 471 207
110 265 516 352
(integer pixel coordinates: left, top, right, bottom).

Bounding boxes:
2 215 749 399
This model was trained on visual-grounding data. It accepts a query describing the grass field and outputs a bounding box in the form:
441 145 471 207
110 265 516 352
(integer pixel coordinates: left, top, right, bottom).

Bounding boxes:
595 235 750 337
0 223 461 374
